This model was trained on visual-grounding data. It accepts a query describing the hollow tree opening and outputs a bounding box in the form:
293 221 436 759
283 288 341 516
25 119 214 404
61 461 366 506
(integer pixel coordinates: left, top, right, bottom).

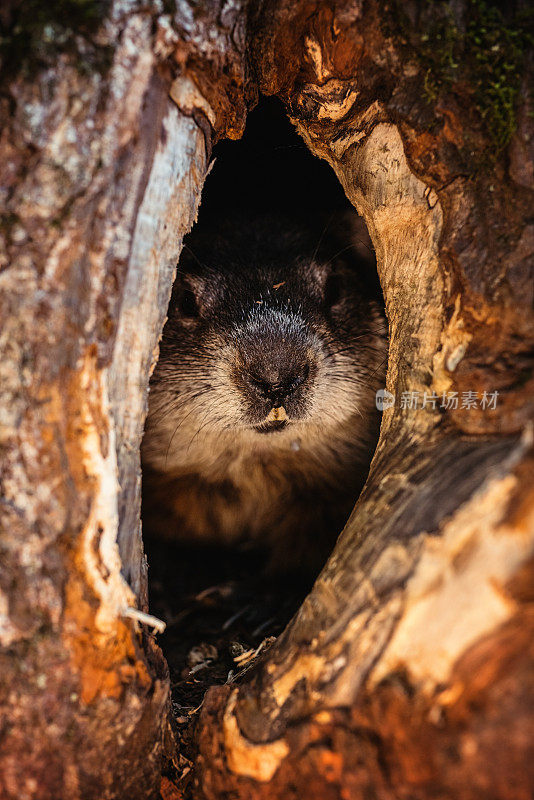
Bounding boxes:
141 97 386 769
1 2 532 800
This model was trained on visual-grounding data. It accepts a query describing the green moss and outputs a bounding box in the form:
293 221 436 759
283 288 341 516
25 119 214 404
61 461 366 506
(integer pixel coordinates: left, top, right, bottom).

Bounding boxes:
384 0 533 152
466 2 533 151
0 0 112 78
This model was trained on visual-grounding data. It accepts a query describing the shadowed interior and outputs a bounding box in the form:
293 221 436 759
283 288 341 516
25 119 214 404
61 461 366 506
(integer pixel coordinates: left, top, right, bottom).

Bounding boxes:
141 97 385 782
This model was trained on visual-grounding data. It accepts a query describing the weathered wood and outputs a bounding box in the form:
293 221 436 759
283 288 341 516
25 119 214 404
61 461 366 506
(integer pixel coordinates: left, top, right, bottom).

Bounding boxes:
0 2 214 796
191 2 534 797
1 1 532 798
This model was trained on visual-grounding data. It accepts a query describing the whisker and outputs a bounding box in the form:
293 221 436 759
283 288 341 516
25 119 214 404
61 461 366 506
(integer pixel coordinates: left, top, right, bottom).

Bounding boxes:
311 213 336 265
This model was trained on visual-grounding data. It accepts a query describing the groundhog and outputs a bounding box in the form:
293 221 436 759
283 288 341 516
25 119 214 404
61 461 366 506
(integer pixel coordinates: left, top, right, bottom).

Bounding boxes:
141 210 387 571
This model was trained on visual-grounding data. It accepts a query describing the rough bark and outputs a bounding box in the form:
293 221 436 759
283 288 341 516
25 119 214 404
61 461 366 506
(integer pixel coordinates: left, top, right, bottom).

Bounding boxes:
0 2 212 797
0 1 532 799
191 2 534 798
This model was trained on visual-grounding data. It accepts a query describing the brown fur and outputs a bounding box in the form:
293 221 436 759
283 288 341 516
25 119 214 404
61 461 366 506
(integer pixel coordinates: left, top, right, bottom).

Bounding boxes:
142 211 387 570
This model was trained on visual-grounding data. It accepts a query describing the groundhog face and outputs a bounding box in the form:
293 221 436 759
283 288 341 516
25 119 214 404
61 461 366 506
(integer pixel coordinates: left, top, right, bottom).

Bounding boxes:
143 213 386 469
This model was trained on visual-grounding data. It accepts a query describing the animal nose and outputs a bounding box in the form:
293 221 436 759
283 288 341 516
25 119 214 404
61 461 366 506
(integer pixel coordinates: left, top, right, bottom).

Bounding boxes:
248 363 310 406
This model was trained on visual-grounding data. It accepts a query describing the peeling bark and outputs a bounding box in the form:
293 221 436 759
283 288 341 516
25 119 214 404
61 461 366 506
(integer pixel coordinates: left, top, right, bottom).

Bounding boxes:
0 2 212 797
0 1 532 799
191 2 534 797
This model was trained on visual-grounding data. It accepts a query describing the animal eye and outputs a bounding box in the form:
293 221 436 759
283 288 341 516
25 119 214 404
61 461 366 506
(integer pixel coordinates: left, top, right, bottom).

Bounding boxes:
178 288 199 318
324 274 343 308
249 375 269 395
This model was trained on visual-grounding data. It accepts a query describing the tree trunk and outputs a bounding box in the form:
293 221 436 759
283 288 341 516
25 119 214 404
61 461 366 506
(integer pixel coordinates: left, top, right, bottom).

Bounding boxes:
0 2 211 796
1 1 532 799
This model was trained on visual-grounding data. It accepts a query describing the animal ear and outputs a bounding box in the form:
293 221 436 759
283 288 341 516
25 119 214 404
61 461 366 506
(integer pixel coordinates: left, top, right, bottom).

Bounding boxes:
177 284 199 318
170 272 207 322
308 254 348 307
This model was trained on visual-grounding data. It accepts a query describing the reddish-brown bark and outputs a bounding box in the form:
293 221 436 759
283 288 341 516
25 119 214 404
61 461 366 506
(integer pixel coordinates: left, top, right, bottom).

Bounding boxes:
190 1 534 797
1 1 532 798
